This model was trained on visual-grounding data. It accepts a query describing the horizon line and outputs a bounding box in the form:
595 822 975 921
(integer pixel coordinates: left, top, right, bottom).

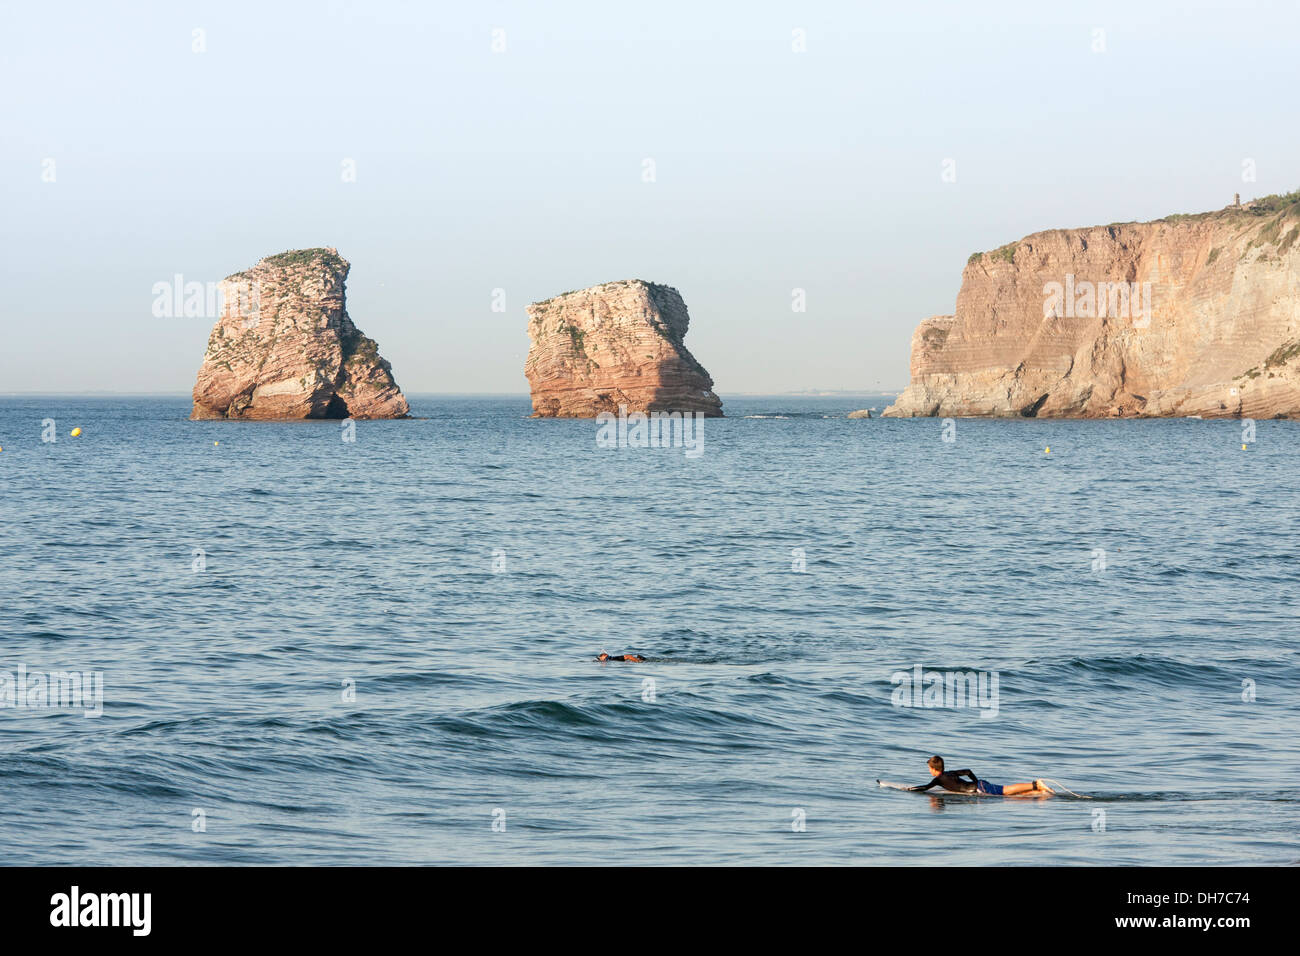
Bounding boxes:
0 389 906 398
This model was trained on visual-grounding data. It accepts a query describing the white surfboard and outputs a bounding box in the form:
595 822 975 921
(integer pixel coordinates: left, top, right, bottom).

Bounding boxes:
877 779 984 797
877 778 1064 798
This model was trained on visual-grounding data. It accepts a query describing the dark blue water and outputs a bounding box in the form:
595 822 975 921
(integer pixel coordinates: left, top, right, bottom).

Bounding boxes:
1 396 1297 864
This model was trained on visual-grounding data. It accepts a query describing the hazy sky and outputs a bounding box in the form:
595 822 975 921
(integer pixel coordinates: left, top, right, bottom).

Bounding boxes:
3 0 1298 394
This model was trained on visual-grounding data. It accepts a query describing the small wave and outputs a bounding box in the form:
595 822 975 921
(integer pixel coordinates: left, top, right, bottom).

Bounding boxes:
1028 654 1233 683
1082 789 1300 803
473 699 605 728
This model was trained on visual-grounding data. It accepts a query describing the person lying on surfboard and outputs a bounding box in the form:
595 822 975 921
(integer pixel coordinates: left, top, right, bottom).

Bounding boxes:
911 755 1053 796
596 652 645 662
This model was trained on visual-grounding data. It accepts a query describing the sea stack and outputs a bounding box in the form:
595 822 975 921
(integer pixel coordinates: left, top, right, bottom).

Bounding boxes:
884 192 1300 419
524 279 723 418
190 248 409 420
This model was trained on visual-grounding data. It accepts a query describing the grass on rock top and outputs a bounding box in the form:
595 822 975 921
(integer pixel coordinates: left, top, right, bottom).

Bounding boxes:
261 248 346 270
966 189 1300 262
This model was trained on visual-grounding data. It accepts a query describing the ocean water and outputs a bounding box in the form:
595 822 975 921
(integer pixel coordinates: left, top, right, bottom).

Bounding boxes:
1 395 1297 866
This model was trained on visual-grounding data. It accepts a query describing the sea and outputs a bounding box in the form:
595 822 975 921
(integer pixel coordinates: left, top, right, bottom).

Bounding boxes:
1 395 1296 865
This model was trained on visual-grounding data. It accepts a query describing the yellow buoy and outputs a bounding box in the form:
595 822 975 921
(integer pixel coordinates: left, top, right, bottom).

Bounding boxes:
70 427 82 437
1044 446 1050 454
214 441 220 446
1242 444 1247 450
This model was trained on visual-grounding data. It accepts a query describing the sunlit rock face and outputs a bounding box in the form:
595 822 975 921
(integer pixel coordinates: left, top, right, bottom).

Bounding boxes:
885 194 1300 419
525 279 723 418
191 248 408 420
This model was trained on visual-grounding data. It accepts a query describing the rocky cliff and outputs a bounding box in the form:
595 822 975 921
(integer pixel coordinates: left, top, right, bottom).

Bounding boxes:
191 248 409 420
885 192 1300 418
524 280 723 417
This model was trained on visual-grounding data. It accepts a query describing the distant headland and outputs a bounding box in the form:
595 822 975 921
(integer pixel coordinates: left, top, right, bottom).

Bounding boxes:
885 191 1300 419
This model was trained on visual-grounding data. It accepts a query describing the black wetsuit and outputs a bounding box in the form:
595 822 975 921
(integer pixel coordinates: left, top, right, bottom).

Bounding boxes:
910 769 979 794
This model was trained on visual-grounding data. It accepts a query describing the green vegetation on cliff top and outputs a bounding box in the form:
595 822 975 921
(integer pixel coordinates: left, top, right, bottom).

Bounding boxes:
226 248 347 280
531 279 676 307
967 189 1300 264
261 247 346 270
1159 189 1300 224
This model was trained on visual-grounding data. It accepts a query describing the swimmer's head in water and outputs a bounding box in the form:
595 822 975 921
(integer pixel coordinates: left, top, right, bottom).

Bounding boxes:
597 652 610 661
928 755 944 776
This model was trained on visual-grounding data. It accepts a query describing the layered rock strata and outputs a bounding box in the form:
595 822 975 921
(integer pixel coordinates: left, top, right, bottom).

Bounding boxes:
191 248 408 420
885 193 1300 418
525 279 723 417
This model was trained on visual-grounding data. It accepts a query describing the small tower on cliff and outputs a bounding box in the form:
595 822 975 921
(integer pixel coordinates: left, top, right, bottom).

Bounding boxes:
1234 193 1241 207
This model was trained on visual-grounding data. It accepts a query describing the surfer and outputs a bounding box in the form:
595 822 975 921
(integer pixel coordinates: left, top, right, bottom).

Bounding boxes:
911 755 1053 796
596 652 645 662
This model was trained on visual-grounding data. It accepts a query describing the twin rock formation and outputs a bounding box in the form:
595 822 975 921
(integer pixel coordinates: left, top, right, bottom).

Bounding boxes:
191 256 722 420
885 192 1300 419
197 192 1300 423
